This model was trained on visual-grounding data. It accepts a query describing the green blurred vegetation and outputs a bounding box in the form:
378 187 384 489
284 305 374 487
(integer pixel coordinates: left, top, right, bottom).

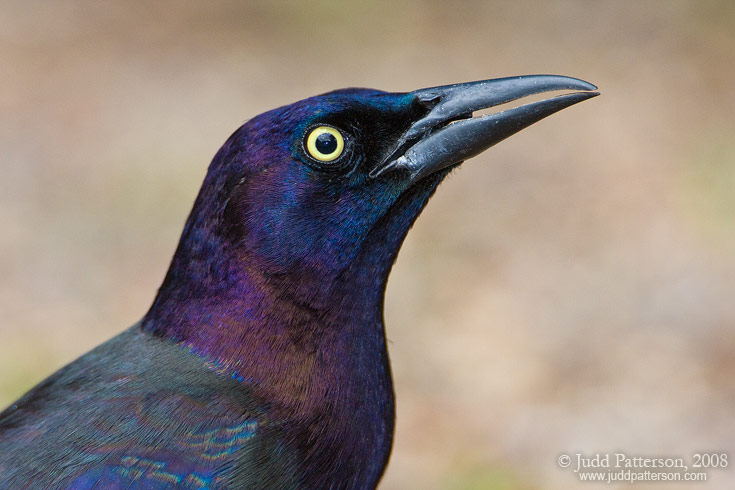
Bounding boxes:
679 129 735 243
445 463 535 490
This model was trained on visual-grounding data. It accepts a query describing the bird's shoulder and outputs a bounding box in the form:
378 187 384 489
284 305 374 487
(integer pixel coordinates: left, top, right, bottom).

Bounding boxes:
0 326 300 489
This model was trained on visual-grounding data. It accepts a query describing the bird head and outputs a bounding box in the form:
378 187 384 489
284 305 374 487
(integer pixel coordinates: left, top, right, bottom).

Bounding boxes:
146 75 598 335
140 76 597 483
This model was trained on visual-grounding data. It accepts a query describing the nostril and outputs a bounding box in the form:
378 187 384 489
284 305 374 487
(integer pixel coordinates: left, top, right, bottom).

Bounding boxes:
416 92 442 109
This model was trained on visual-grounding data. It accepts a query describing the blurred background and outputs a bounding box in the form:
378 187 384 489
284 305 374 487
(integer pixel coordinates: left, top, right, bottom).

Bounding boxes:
1 1 734 488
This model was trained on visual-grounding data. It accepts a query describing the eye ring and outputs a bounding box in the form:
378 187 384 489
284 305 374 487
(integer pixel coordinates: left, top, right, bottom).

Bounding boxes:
305 126 345 162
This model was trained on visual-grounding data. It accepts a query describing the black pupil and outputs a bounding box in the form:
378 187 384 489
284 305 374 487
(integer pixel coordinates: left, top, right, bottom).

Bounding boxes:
315 132 338 155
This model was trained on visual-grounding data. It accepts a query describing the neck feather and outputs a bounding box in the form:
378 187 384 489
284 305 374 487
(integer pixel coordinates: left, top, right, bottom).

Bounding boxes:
140 171 444 487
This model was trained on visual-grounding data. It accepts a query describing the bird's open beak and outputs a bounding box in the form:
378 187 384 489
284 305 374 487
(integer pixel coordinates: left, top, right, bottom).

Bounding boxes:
370 75 599 183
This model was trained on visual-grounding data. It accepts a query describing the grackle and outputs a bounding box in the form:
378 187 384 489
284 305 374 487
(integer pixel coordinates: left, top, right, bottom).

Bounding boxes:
0 76 598 489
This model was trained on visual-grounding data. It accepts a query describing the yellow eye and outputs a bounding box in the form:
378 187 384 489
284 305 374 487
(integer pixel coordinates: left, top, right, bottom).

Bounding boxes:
305 126 345 162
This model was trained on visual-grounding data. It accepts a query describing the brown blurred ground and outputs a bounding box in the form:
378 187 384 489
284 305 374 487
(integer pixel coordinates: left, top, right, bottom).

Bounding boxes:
1 1 734 489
